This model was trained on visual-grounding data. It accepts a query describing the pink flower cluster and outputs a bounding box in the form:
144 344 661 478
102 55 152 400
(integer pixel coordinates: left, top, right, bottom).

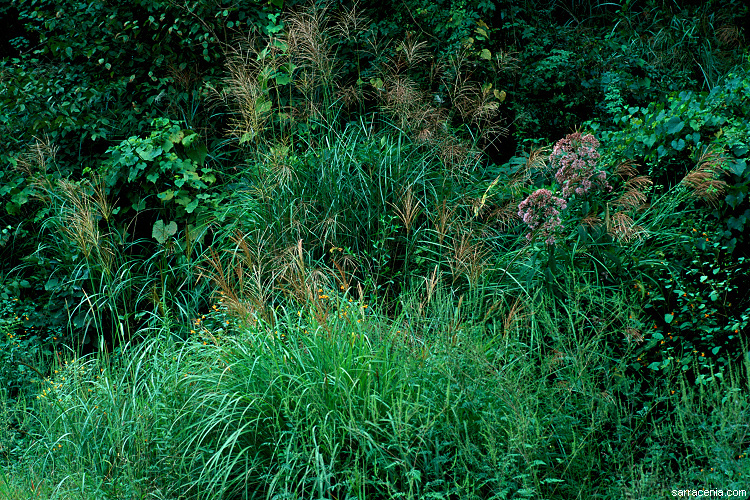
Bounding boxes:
517 188 567 245
550 132 610 198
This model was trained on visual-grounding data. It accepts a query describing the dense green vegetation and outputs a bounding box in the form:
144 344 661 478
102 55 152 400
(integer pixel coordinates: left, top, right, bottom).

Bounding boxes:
1 0 749 498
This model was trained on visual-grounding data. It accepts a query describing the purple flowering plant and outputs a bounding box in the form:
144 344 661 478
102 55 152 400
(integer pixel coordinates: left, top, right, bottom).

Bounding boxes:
517 188 568 245
550 132 611 198
517 132 613 246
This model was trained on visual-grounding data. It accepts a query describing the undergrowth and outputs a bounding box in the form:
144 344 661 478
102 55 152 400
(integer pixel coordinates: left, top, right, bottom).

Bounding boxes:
2 2 749 499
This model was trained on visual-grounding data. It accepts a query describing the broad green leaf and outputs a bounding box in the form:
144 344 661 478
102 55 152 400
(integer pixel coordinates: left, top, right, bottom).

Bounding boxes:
665 116 684 135
729 159 746 176
136 144 162 161
152 219 177 244
181 131 198 147
185 198 199 213
256 99 272 114
168 128 184 144
185 143 208 167
132 199 146 211
45 277 60 291
158 190 174 201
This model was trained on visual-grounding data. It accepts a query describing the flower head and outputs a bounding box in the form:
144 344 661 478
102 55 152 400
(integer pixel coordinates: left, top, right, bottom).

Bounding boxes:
518 188 567 244
550 132 610 198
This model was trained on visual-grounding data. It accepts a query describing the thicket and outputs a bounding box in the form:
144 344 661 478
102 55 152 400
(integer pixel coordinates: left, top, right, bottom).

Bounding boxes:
1 0 749 498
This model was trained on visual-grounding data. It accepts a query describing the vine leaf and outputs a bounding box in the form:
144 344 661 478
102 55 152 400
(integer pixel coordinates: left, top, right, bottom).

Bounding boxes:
152 219 177 244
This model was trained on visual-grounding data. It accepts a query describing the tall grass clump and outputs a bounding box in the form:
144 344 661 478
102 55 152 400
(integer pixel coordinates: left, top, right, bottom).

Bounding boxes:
14 134 215 350
10 328 199 499
10 282 749 499
169 295 517 499
15 137 146 347
204 0 513 315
